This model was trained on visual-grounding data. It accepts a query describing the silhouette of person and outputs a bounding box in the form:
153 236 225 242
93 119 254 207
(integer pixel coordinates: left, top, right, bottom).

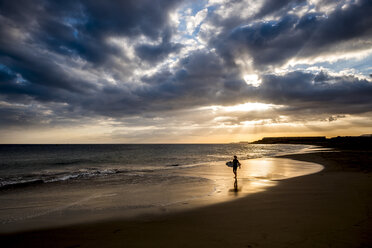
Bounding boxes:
232 155 240 178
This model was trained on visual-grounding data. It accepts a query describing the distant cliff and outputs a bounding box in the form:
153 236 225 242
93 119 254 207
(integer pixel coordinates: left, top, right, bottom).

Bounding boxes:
252 135 372 150
252 136 326 144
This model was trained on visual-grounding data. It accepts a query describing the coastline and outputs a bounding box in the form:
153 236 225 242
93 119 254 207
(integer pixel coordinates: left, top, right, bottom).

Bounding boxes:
1 149 371 247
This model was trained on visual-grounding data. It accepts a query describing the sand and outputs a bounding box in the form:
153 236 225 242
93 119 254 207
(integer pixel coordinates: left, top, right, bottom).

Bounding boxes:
1 150 372 248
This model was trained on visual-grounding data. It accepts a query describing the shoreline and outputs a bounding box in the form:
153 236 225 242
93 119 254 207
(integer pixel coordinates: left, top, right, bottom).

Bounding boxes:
1 149 372 247
0 155 323 234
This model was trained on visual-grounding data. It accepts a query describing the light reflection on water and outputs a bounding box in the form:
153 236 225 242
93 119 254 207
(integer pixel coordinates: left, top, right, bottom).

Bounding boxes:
240 158 323 180
198 157 323 199
0 157 323 232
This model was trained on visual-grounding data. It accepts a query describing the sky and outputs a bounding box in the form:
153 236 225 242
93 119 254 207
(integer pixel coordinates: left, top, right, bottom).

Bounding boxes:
0 0 372 144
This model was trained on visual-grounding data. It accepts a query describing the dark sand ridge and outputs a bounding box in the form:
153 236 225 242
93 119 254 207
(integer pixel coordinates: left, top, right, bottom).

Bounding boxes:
1 150 371 248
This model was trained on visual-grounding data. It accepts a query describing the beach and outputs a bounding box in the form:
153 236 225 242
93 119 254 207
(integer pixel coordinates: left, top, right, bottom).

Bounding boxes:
1 148 372 247
0 144 320 232
1 148 371 247
1 0 371 246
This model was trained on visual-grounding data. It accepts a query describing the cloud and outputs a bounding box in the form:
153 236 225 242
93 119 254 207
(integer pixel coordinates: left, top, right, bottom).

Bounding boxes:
185 8 208 35
0 0 184 83
258 70 372 115
0 0 371 142
139 50 248 109
0 0 186 118
254 0 307 19
214 0 372 69
135 29 183 63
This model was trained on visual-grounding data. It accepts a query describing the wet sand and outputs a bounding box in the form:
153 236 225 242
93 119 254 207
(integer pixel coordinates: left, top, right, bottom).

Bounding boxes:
1 150 372 247
0 157 322 233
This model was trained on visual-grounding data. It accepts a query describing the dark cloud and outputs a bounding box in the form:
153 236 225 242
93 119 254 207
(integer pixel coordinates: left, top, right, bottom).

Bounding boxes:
0 0 182 62
127 62 372 119
0 46 94 95
0 105 41 128
0 0 184 90
215 0 372 68
135 42 182 63
0 0 185 118
0 0 371 132
258 71 372 115
139 50 247 110
135 29 183 63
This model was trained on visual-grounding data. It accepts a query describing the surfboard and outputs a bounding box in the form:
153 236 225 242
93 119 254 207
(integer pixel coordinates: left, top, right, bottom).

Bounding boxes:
226 161 240 167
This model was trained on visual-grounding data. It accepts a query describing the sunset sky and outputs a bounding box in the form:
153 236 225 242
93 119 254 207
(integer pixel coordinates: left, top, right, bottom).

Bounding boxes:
1 0 372 143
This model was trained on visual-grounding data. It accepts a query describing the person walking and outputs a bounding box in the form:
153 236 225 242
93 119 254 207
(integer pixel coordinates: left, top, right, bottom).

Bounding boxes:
232 155 240 178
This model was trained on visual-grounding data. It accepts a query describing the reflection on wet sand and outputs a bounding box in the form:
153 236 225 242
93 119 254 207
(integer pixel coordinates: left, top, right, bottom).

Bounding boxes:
203 157 323 200
229 177 240 196
0 157 324 233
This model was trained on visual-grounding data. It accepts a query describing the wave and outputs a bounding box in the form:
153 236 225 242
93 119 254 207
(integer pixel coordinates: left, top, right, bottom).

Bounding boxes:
0 168 122 190
0 163 204 190
0 179 45 190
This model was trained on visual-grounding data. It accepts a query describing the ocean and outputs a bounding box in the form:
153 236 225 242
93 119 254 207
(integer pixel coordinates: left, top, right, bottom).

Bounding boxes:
0 144 323 232
0 144 313 188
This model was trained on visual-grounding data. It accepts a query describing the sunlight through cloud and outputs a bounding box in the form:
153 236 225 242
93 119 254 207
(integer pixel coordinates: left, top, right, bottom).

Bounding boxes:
200 102 282 113
243 74 262 87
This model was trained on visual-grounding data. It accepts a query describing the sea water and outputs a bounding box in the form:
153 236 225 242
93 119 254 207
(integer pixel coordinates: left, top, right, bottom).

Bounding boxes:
0 144 323 232
0 144 313 188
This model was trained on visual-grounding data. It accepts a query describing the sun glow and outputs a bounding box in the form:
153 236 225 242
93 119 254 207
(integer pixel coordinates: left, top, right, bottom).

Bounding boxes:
223 102 277 112
243 74 262 87
199 102 281 113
